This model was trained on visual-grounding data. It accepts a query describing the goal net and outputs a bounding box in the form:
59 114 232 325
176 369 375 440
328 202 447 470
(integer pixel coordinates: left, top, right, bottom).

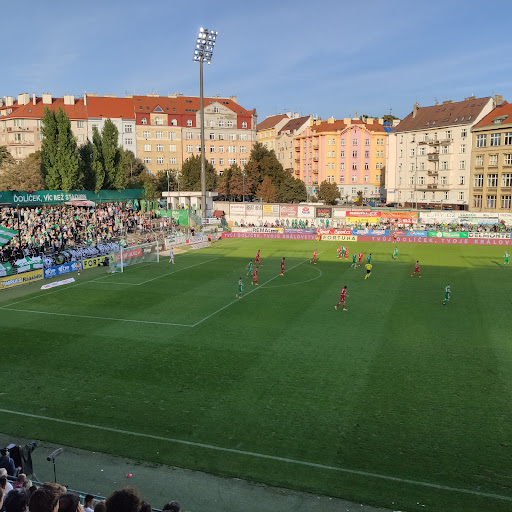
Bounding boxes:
108 242 160 273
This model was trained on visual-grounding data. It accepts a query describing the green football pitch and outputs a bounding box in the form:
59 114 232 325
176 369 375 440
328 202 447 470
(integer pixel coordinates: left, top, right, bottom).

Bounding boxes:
1 238 512 512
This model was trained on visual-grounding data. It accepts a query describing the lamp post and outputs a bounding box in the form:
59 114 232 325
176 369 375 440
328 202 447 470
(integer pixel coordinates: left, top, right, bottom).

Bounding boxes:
242 170 245 202
193 27 218 222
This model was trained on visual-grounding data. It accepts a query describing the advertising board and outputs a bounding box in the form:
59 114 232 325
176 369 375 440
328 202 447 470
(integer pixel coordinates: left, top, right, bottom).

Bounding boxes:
280 205 298 217
222 232 317 240
229 204 246 215
44 262 79 279
263 204 280 216
316 207 332 218
0 269 44 290
320 235 358 241
298 206 314 218
246 203 263 216
82 254 112 269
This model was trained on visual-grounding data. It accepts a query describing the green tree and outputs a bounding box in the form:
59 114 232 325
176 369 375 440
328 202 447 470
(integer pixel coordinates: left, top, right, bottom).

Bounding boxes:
55 108 80 191
277 175 307 203
142 176 159 201
0 146 14 166
230 165 255 201
78 141 95 190
180 155 216 191
91 126 105 193
355 190 364 206
0 151 44 191
101 119 126 190
124 150 146 183
216 166 233 199
256 175 277 202
155 170 177 193
383 114 399 124
40 107 60 189
317 180 340 205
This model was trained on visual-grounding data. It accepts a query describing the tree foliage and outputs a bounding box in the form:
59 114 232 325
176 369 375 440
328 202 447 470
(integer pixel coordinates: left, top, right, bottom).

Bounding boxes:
0 151 44 191
256 176 277 202
55 108 80 191
0 146 14 167
40 107 60 189
180 155 217 191
317 180 340 205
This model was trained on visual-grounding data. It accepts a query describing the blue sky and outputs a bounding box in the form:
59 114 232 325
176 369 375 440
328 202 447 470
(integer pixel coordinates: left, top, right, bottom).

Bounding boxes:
3 0 512 122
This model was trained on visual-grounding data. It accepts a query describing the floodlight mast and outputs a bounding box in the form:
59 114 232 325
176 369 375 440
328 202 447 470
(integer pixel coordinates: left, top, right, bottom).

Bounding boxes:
193 27 218 220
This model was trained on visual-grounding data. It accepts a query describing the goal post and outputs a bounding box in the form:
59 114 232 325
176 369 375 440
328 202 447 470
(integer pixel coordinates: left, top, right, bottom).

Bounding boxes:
108 242 160 273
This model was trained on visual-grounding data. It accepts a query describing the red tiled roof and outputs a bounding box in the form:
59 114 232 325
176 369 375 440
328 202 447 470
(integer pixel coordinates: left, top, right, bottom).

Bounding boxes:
2 97 87 119
311 119 386 134
278 116 310 134
393 97 492 133
87 97 135 119
131 95 255 117
473 101 511 129
257 114 289 131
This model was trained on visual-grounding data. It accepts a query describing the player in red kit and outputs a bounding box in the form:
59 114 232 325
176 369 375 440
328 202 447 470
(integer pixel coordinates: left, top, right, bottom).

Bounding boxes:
311 249 318 264
337 246 342 259
335 285 348 311
411 260 422 278
357 252 364 267
255 250 262 266
252 267 259 285
344 247 349 259
280 257 285 276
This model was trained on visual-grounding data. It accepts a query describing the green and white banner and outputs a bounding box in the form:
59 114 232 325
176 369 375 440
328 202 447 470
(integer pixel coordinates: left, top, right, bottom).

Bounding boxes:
0 226 18 247
0 262 13 277
15 256 44 273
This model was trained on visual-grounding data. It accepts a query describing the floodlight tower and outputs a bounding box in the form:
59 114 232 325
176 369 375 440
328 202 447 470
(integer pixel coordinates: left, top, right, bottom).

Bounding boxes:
193 27 218 220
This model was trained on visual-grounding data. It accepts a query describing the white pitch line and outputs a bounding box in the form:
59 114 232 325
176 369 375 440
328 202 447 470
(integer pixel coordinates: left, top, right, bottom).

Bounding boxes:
135 257 219 286
0 308 193 327
0 408 510 502
264 267 323 288
192 254 322 327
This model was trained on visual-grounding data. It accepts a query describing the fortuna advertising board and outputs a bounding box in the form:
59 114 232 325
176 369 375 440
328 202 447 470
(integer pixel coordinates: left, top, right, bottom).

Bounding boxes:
82 254 112 269
320 234 358 241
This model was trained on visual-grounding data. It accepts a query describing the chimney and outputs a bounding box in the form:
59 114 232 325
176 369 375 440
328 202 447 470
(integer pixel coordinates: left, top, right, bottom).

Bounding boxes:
465 96 476 101
442 100 453 105
84 92 87 106
366 117 374 124
18 93 30 105
63 95 75 105
5 96 14 107
494 94 504 106
327 117 335 124
229 95 237 103
42 93 52 104
125 95 133 98
0 98 3 107
294 112 299 119
412 102 419 118
286 111 291 118
32 93 36 105
343 117 351 126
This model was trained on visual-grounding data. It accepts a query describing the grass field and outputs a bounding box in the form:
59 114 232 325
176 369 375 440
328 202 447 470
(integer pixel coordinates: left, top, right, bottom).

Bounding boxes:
1 238 512 512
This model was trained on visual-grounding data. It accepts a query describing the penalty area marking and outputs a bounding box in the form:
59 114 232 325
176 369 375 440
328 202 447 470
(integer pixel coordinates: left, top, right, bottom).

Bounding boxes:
0 408 510 503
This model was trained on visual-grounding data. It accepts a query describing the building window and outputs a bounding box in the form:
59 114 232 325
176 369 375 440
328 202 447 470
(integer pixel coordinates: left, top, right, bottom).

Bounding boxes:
141 118 147 125
125 138 132 145
185 132 193 140
209 146 215 153
157 157 164 164
460 144 466 154
219 146 224 153
461 128 467 138
340 163 345 170
365 138 370 146
458 191 464 201
502 174 512 187
143 130 150 139
364 163 369 170
488 174 498 187
409 176 414 185
440 176 447 185
155 118 163 126
487 195 497 208
441 161 448 170
240 146 246 153
504 154 512 165
473 195 482 208
474 174 483 187
445 130 452 139
77 121 84 128
169 144 176 152
228 158 236 165
227 121 233 128
490 133 501 146
352 150 357 158
186 120 192 127
219 158 224 165
340 151 345 158
459 175 465 185
340 139 345 146
476 155 484 166
352 175 357 183
504 132 512 145
489 154 498 166
340 175 345 183
419 147 426 156
156 144 163 152
352 163 357 170
196 145 201 152
144 144 151 151
218 120 224 128
501 195 511 209
476 134 487 147
186 145 193 152
419 162 425 170
213 107 219 113
364 175 369 182
418 176 425 185
169 157 177 165
410 148 415 157
169 132 176 140
440 145 449 154
156 131 163 139
443 191 449 200
229 133 236 141
459 160 466 170
143 157 151 164
210 158 215 165
240 158 247 165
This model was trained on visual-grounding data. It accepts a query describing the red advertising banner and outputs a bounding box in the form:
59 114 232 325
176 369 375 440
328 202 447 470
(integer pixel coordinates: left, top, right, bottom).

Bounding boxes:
280 205 298 217
347 211 381 217
222 232 317 240
318 229 353 235
114 248 143 261
357 235 512 245
380 211 419 219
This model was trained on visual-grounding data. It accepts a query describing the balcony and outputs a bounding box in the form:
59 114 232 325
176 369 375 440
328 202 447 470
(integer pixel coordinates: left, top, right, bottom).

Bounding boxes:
418 139 429 145
313 154 319 162
295 157 300 163
313 143 319 150
427 170 438 176
313 168 319 174
416 183 450 191
439 138 452 145
427 153 439 161
294 168 300 175
295 144 300 151
312 180 318 185
428 139 439 146
10 140 32 145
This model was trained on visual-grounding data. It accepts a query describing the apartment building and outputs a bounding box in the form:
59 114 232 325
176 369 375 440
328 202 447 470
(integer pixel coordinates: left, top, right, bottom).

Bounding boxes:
134 94 257 175
275 115 311 172
470 101 512 212
257 114 291 152
294 117 390 201
0 93 87 161
386 96 498 210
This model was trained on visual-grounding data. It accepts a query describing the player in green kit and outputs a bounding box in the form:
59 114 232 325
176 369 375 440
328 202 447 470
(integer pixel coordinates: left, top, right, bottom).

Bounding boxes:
351 253 357 267
442 284 451 305
246 260 253 277
504 252 510 267
392 246 398 260
236 277 243 299
367 253 372 264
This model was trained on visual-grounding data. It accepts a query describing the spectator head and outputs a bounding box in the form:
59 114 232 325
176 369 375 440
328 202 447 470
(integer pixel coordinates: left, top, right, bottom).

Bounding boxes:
84 495 95 508
106 489 141 512
22 480 32 491
29 483 65 512
13 474 27 489
93 501 106 512
4 488 30 512
139 503 151 512
162 502 180 512
0 469 7 477
28 486 38 496
59 493 79 512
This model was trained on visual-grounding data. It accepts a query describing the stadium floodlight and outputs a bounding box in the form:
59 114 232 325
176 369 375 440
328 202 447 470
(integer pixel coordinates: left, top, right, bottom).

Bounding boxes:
193 27 218 218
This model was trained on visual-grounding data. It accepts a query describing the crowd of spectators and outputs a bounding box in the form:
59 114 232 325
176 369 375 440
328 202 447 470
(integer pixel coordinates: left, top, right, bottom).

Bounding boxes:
0 205 151 265
0 476 183 512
